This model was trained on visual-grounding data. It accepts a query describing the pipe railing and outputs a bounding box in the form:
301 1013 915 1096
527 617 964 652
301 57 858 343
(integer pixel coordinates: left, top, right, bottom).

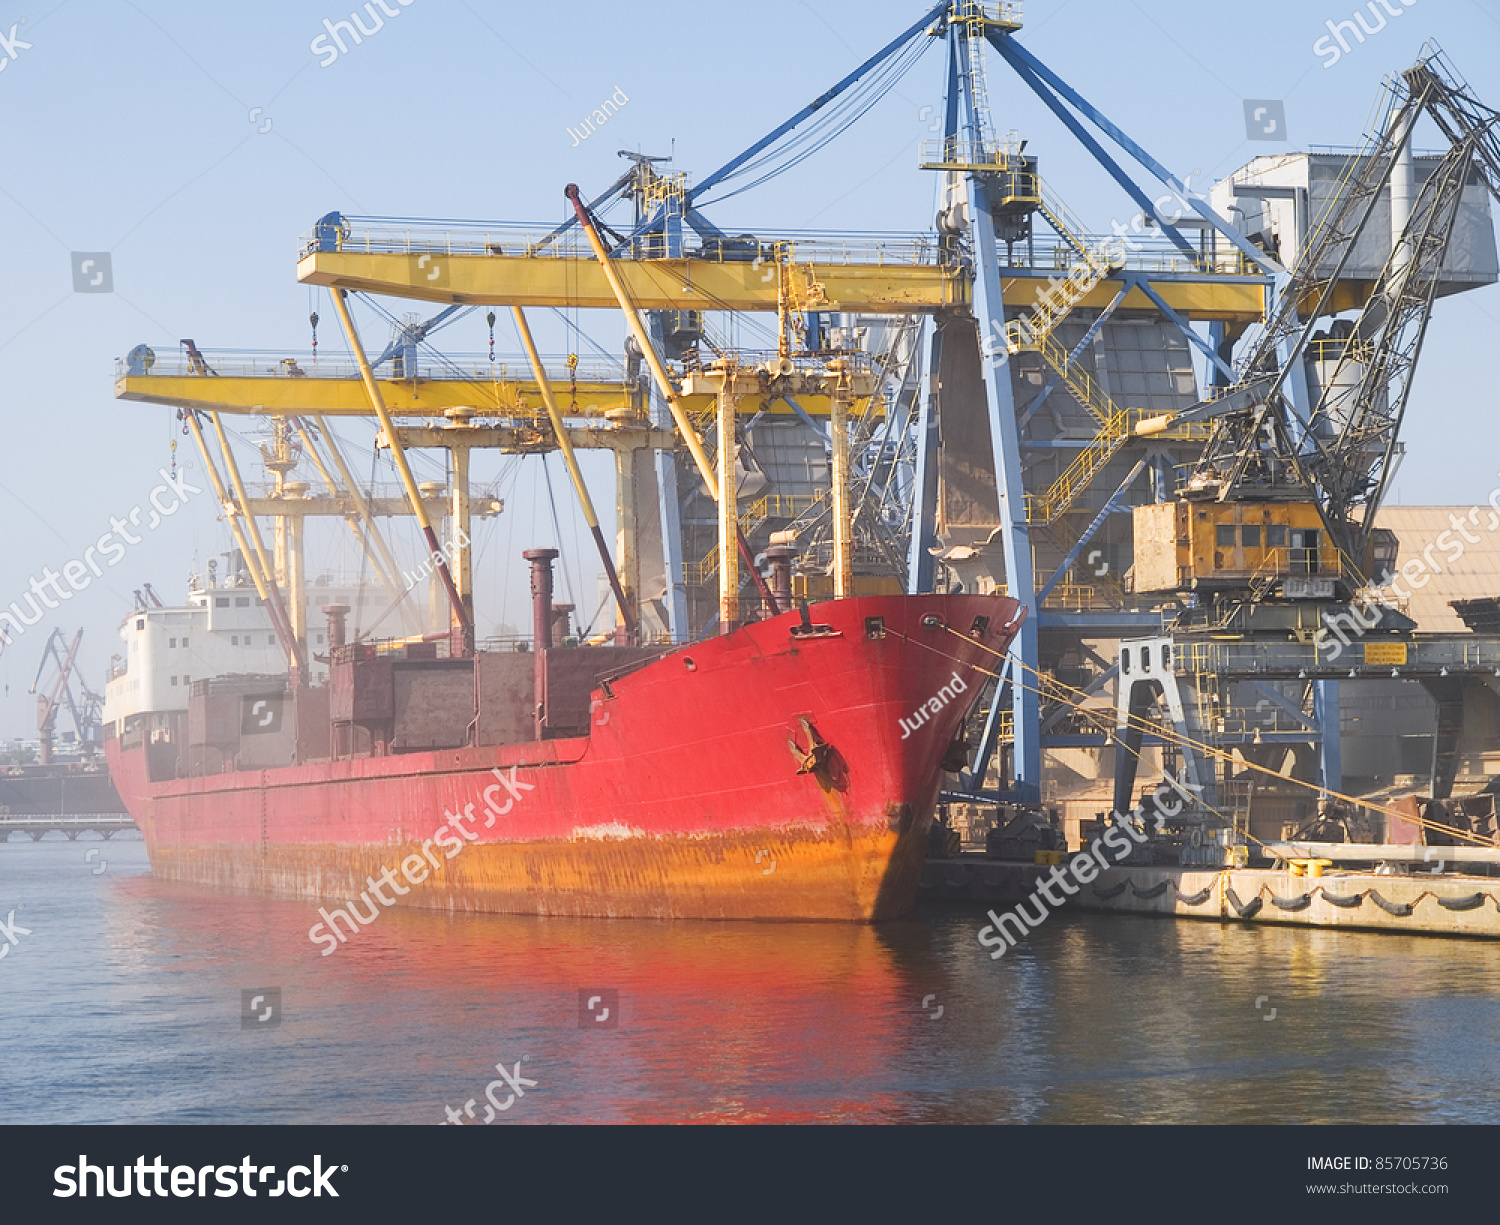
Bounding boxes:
303 217 943 268
117 348 622 384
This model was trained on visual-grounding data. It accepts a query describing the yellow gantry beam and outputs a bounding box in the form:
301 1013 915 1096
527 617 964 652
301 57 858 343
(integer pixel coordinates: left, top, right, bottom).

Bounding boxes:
297 251 962 315
115 372 869 419
998 275 1267 323
115 373 625 417
296 250 1268 323
241 494 503 517
384 424 679 452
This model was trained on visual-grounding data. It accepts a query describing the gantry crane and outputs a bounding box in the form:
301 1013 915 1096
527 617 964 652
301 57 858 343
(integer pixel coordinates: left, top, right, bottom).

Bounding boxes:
294 1 1275 802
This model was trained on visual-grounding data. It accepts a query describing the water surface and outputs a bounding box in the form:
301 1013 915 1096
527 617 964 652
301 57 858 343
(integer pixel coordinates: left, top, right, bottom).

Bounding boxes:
2 835 1496 1124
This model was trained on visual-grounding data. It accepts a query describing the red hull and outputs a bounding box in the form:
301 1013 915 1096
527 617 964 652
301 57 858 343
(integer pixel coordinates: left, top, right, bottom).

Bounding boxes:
106 594 1021 924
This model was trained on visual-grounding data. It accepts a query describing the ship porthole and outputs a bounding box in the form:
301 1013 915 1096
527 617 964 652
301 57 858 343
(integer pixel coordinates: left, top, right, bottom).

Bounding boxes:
684 657 697 672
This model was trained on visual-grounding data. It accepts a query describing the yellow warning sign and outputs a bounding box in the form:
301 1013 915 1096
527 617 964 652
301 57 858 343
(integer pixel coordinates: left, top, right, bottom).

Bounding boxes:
1363 642 1408 666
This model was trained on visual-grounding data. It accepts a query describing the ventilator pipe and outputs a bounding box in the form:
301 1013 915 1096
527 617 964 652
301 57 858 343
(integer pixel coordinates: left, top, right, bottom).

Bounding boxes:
524 548 559 740
323 603 351 650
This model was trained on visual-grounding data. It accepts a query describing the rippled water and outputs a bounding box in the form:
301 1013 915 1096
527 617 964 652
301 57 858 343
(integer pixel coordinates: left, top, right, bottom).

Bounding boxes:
2 835 1498 1124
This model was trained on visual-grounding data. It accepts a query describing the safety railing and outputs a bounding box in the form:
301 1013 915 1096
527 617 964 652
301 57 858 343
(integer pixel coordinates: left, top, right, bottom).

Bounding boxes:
918 137 1037 191
952 1 1025 35
303 216 942 269
1027 407 1211 525
1040 584 1112 609
1003 232 1267 278
115 347 622 385
1027 413 1127 525
687 492 832 585
744 491 828 524
1306 337 1378 364
692 231 940 268
1222 544 1336 578
1033 181 1096 257
1014 330 1115 423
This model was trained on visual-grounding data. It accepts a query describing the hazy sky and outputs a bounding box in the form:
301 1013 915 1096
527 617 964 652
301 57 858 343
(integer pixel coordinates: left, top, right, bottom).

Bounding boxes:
1 0 1497 739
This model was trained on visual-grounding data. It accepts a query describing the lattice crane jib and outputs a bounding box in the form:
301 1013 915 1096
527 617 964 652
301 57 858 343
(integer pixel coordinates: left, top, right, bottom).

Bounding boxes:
1159 50 1500 593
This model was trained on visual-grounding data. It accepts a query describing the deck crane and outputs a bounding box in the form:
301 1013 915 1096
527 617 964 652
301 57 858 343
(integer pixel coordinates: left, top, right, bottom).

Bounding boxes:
29 629 104 765
1132 51 1500 611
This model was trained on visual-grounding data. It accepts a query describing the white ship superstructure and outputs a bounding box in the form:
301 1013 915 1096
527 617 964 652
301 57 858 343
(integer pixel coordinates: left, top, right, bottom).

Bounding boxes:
103 574 386 725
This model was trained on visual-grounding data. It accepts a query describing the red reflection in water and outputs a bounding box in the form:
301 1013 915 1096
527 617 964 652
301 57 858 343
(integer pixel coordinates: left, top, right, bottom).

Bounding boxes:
102 866 942 1124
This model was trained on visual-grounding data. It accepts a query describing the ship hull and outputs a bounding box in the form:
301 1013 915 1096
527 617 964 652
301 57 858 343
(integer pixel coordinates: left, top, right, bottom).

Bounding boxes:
106 594 1021 924
0 765 125 816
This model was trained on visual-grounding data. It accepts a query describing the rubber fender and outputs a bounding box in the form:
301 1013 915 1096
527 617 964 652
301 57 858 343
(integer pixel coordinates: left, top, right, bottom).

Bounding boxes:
1367 890 1414 917
1226 887 1262 919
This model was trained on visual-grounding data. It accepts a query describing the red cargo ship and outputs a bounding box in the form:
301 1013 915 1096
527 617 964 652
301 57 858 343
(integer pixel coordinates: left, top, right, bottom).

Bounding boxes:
105 571 1020 926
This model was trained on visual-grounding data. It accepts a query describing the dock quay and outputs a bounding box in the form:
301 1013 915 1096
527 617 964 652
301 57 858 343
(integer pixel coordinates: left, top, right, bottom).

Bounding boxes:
0 814 139 841
921 856 1500 938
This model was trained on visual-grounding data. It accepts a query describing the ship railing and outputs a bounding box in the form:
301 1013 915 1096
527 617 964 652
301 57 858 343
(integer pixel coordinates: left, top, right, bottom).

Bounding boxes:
589 643 682 687
332 637 458 664
115 347 623 385
477 635 533 654
302 217 943 269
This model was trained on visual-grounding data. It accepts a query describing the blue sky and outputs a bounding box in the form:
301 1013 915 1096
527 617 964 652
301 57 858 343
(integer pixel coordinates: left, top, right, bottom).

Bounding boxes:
0 0 1497 737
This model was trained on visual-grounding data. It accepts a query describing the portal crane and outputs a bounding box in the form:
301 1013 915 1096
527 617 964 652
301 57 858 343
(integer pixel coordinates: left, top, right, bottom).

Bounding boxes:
29 629 104 764
1112 48 1500 836
1135 51 1500 601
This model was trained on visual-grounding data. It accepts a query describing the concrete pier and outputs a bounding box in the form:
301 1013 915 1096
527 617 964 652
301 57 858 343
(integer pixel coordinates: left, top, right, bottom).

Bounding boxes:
921 856 1500 937
0 814 138 841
